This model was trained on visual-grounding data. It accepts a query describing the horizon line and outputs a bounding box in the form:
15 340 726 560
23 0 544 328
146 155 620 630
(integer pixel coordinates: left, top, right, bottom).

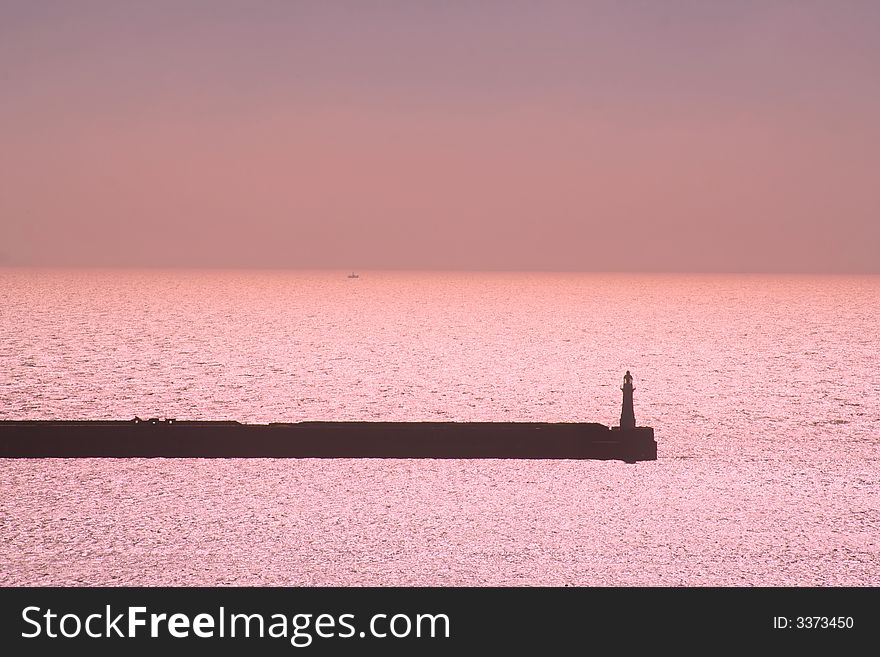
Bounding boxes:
1 264 878 276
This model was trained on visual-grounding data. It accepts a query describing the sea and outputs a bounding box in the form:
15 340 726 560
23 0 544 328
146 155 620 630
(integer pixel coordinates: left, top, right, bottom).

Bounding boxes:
0 269 877 586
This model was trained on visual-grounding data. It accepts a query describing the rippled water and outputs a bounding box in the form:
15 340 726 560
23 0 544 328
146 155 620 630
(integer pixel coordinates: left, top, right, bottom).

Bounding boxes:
1 269 878 585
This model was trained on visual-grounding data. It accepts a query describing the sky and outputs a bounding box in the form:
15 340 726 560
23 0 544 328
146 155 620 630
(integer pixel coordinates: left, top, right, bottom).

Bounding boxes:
1 0 878 272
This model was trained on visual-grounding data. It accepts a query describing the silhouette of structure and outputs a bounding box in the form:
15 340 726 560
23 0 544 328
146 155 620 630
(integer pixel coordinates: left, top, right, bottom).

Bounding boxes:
620 370 636 430
0 373 657 462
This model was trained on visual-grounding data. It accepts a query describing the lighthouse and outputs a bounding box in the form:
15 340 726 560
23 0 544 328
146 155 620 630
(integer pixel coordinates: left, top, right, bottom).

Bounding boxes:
620 370 636 429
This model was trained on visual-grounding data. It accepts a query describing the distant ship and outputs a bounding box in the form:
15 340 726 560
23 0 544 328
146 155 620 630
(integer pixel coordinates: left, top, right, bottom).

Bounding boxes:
0 373 657 462
347 272 359 279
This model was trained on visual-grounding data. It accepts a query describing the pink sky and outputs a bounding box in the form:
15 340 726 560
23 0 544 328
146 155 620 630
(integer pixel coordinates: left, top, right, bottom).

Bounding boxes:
1 1 878 272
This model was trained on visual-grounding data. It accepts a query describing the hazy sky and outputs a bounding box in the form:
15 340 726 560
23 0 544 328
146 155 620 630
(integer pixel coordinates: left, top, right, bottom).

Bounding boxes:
1 1 878 272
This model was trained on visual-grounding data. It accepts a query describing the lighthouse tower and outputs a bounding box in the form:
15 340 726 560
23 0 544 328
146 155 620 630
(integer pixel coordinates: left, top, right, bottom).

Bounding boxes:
620 370 636 429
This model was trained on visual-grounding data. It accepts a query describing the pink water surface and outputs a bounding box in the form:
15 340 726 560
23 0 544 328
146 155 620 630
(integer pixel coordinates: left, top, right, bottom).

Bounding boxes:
1 270 878 585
